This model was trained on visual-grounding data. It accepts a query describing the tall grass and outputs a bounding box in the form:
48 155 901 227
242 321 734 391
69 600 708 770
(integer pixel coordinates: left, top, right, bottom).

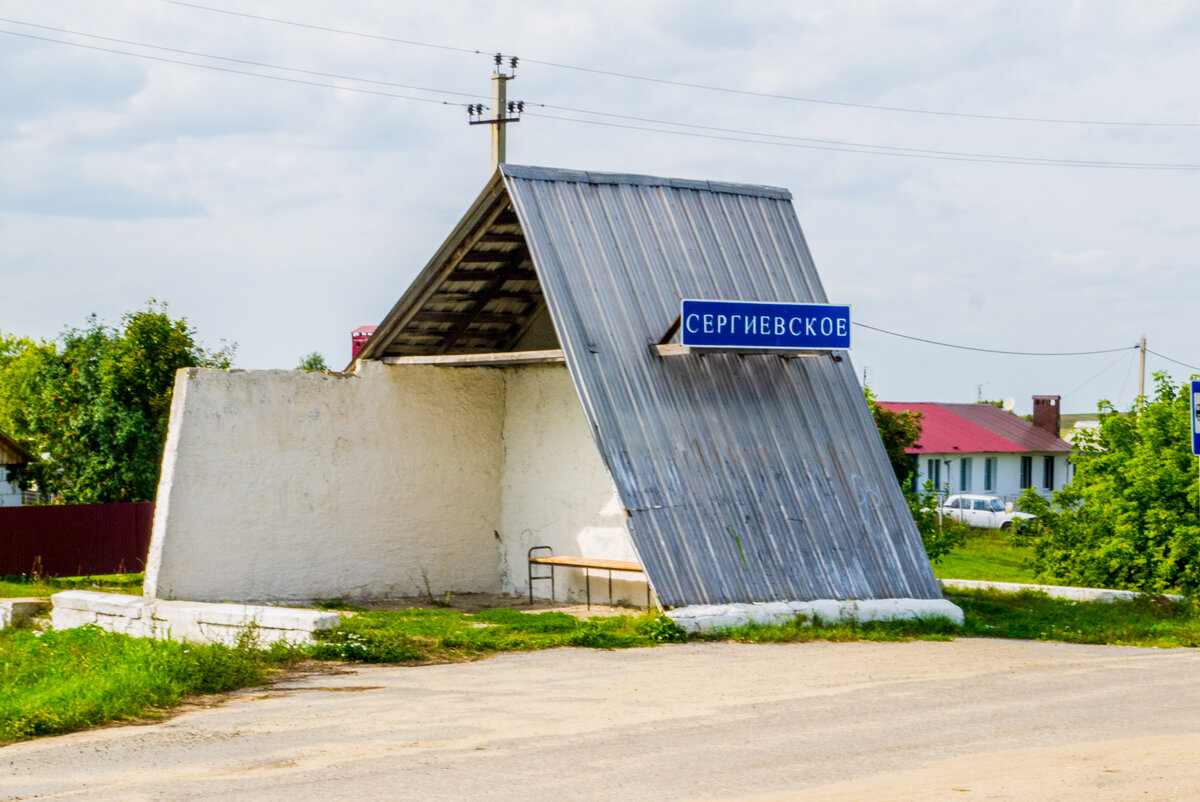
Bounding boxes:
952 589 1200 647
0 573 143 599
0 625 293 744
311 607 678 663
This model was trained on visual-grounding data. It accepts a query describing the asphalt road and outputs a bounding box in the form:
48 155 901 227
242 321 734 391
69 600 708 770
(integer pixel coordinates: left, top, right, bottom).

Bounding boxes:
4 639 1200 800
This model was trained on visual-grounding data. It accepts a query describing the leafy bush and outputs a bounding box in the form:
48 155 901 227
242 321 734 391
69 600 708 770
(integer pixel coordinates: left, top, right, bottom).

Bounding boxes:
1015 373 1200 595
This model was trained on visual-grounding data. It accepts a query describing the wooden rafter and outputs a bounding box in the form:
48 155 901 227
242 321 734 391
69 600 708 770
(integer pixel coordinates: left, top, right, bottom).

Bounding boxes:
435 245 536 355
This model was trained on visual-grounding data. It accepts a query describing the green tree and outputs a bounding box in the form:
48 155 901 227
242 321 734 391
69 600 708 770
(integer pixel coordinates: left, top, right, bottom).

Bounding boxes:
863 387 921 486
863 387 967 562
0 302 234 504
1016 371 1200 594
296 352 329 372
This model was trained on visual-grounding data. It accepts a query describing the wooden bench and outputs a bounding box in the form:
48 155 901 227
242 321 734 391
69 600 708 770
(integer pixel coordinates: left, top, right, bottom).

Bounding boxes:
527 546 650 609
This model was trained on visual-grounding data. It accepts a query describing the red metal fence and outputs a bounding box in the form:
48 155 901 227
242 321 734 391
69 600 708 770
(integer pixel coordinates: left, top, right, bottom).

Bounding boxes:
0 502 154 577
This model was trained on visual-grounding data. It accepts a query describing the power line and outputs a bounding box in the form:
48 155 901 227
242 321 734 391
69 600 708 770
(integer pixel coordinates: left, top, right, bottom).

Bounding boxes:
0 28 479 107
160 0 482 57
0 19 485 102
160 0 1200 129
852 322 1137 356
525 111 1200 171
1062 350 1137 401
1145 348 1200 372
8 19 1200 171
536 103 1200 166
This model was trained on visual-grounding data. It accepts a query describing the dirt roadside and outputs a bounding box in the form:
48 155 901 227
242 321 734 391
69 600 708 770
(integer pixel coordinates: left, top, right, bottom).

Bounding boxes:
3 638 1199 800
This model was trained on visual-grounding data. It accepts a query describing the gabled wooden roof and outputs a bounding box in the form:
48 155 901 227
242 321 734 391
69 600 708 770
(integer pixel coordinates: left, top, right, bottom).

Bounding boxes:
353 171 545 361
0 429 32 465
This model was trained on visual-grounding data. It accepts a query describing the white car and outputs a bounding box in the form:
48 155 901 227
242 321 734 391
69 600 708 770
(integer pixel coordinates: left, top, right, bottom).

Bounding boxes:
938 494 1034 531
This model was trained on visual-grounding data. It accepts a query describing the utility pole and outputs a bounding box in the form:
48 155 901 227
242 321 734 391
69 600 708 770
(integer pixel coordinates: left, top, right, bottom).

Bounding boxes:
467 54 523 172
1138 336 1147 403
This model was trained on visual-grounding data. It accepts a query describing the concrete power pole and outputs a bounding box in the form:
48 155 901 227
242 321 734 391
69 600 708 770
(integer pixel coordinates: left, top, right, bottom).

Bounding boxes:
1138 336 1147 402
468 55 523 172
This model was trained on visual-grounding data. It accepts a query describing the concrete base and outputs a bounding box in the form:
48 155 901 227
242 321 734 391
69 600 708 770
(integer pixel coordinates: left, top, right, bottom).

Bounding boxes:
50 591 340 646
939 579 1186 604
0 597 48 629
666 598 965 634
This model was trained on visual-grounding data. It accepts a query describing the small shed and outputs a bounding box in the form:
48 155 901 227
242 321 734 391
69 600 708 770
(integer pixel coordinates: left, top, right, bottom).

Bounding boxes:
145 166 942 609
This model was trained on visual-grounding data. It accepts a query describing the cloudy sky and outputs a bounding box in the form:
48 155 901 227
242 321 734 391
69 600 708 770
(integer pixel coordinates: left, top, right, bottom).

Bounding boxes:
2 1 1197 414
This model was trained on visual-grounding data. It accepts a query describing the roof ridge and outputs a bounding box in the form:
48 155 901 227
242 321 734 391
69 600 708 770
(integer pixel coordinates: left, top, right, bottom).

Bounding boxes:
500 164 792 200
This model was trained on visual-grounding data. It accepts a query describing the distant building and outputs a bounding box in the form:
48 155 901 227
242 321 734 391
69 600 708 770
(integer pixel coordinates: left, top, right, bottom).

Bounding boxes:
879 395 1072 504
0 430 32 508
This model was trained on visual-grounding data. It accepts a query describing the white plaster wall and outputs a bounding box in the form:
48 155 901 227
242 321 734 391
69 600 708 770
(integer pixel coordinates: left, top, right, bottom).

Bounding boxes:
145 362 504 603
498 364 647 606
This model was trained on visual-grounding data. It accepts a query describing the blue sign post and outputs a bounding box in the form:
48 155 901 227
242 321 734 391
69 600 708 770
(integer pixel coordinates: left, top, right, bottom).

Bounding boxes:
680 299 851 351
1192 380 1200 456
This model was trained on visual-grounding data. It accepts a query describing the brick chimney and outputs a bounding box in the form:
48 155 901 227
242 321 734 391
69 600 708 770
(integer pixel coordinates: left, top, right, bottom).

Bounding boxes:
1032 395 1061 437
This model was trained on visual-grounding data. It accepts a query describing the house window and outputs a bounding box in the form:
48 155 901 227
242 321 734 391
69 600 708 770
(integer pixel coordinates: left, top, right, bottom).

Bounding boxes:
984 458 997 492
927 459 941 491
908 455 919 493
959 458 972 492
1020 456 1033 489
1043 456 1055 490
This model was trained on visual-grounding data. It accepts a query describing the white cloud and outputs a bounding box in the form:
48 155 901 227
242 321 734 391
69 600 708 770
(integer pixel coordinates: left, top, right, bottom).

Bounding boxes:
0 0 1196 410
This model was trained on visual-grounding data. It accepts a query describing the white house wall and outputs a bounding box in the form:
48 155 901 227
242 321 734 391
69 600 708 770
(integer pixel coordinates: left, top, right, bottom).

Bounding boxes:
914 451 1070 503
145 362 505 603
0 476 20 507
499 364 645 605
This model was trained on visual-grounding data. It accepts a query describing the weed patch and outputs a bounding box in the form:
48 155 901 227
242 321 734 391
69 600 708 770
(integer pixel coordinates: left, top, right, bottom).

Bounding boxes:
702 615 961 644
951 589 1200 647
0 573 143 599
0 625 298 744
311 608 673 663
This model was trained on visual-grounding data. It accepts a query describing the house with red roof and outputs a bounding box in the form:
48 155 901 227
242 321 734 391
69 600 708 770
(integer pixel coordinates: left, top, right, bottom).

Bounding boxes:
878 395 1072 503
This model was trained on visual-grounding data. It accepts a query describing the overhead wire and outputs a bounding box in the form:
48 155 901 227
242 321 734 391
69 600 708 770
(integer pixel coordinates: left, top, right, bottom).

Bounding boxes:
1146 348 1200 373
0 17 485 101
0 28 482 107
524 110 1200 170
1062 350 1138 402
5 16 1199 170
159 0 1200 129
851 323 1137 356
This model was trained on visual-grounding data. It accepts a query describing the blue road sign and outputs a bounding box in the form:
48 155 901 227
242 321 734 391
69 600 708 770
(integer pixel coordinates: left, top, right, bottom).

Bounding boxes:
1192 380 1200 456
680 299 851 351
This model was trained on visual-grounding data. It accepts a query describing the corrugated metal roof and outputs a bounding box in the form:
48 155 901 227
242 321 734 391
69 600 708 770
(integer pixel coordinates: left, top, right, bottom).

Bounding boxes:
879 402 1072 454
500 165 941 606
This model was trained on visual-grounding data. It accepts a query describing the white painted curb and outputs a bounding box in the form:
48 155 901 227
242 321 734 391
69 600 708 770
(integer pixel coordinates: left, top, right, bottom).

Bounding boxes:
50 591 340 646
666 598 964 634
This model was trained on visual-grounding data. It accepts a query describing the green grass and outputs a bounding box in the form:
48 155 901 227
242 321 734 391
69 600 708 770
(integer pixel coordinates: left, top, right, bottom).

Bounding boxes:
951 588 1200 647
0 573 144 598
932 530 1037 583
0 625 299 744
310 607 683 663
7 588 1199 747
